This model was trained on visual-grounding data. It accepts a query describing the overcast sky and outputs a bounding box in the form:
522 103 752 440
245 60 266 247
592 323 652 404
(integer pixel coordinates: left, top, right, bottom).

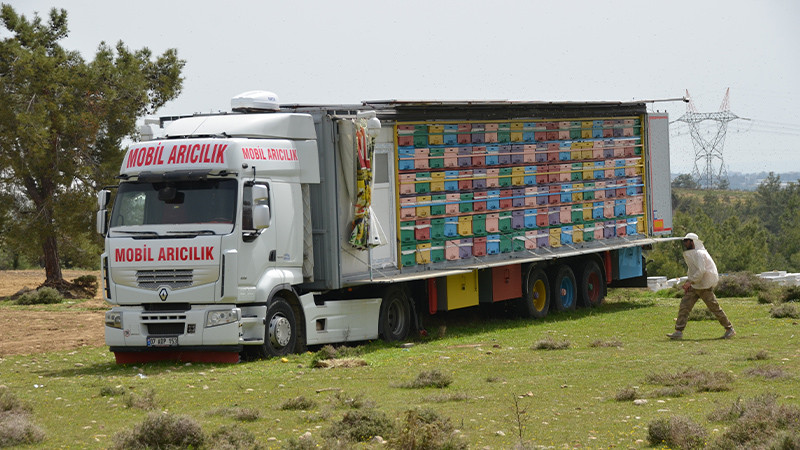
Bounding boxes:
8 0 800 174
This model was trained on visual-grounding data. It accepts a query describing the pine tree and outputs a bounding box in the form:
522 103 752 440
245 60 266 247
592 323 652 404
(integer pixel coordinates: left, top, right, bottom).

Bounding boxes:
0 5 184 289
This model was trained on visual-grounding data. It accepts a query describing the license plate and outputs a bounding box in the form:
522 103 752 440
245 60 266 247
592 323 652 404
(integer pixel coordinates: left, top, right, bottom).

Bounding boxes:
146 336 178 347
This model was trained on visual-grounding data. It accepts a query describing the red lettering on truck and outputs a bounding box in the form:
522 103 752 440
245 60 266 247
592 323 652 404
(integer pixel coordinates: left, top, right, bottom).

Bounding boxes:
241 147 298 161
114 246 214 262
128 144 227 167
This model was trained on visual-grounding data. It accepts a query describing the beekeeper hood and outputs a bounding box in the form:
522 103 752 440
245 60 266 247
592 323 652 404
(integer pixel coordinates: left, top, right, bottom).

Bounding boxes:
683 232 705 251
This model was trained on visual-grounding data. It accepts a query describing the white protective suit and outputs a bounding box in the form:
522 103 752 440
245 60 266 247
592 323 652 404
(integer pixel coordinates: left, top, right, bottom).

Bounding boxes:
682 232 719 290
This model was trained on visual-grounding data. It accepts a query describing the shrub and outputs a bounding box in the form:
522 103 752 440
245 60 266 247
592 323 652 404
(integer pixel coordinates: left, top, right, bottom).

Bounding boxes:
744 365 789 380
649 386 690 398
757 286 786 304
99 386 126 397
280 396 317 411
614 387 637 402
688 308 715 321
15 287 63 305
322 409 395 443
707 394 800 449
771 303 800 319
328 391 374 410
531 336 570 350
423 392 469 403
0 412 46 447
647 415 707 449
112 412 205 449
0 387 44 447
0 387 29 414
208 424 265 450
71 275 98 297
589 339 623 348
390 408 467 450
646 368 734 393
399 370 453 389
207 407 262 422
311 345 363 368
784 285 800 302
745 350 770 361
124 388 159 410
715 272 773 298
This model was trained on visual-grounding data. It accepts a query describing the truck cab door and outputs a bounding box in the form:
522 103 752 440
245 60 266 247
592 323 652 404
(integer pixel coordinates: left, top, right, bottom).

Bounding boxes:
240 182 280 294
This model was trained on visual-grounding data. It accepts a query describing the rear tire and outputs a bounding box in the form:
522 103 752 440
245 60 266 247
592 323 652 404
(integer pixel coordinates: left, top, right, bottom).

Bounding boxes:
517 267 550 319
578 260 605 308
379 286 411 341
550 265 577 312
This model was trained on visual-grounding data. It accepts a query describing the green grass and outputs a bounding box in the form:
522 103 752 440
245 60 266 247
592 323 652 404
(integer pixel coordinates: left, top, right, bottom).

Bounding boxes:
1 289 799 448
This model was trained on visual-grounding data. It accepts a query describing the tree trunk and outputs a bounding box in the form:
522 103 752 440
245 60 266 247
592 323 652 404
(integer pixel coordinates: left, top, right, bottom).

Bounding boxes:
42 234 63 285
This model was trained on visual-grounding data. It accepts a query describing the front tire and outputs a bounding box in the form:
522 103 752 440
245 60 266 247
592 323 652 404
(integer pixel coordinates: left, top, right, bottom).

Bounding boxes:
550 265 577 312
379 286 412 341
263 297 298 357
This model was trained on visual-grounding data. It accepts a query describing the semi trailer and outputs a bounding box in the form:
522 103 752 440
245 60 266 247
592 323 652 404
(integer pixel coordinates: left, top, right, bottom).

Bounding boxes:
97 91 672 363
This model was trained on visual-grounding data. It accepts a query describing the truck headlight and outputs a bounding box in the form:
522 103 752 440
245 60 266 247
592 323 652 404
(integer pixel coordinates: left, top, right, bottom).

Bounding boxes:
105 311 122 329
206 309 240 327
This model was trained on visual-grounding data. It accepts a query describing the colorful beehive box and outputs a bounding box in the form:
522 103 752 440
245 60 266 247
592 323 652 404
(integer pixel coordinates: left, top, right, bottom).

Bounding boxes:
499 211 512 232
416 195 431 218
473 236 487 257
415 219 431 241
401 243 416 266
400 220 415 243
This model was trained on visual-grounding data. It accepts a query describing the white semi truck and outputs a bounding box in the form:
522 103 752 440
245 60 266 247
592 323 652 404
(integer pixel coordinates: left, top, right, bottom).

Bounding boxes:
97 92 673 363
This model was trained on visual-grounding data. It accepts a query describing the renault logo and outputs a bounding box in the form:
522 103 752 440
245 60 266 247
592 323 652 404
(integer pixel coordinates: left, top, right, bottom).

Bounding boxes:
158 288 169 301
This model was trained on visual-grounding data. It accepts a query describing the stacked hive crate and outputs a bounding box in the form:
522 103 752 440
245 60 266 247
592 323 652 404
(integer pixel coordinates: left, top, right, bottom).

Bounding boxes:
397 119 645 267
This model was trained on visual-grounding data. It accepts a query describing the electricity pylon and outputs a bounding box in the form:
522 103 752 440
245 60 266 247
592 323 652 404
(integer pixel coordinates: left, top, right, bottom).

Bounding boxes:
675 88 743 189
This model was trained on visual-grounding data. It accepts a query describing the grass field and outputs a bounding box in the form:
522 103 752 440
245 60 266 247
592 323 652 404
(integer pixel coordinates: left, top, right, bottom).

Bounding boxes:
1 289 798 448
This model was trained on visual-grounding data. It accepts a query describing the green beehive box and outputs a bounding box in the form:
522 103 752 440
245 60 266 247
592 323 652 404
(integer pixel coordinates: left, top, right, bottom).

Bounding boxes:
512 231 526 252
431 240 445 263
459 193 474 213
401 244 417 267
400 221 416 243
500 233 512 253
431 218 445 240
498 131 511 143
499 167 513 188
499 211 512 232
571 205 584 223
414 134 428 147
583 183 595 200
473 214 487 236
431 195 446 216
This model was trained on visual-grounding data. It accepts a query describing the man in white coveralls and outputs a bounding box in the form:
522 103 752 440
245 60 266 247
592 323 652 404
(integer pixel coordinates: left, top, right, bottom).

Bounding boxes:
667 233 736 340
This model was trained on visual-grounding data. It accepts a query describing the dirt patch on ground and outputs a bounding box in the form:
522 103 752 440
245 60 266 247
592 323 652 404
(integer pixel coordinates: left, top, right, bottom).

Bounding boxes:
0 270 106 357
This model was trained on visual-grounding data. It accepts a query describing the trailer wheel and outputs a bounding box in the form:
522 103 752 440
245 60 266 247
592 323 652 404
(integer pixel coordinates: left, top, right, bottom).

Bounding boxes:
517 267 550 319
263 297 297 357
578 260 605 308
379 286 411 341
550 265 577 312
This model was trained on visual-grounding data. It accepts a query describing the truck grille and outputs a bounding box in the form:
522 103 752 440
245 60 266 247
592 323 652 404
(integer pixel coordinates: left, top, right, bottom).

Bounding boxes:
146 323 186 335
137 269 193 289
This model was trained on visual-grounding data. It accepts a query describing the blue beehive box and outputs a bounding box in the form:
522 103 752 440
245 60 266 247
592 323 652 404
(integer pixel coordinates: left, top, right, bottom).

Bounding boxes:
614 199 626 217
444 217 458 237
487 234 500 255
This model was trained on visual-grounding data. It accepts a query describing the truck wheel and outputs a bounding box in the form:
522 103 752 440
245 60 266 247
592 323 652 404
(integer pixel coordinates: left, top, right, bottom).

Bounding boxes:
550 265 577 312
379 286 411 341
264 297 297 357
517 267 550 319
578 260 605 308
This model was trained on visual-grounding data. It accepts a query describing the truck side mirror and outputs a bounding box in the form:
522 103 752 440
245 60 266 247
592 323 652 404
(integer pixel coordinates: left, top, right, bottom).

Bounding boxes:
97 189 111 209
96 210 107 235
252 205 270 229
252 185 268 203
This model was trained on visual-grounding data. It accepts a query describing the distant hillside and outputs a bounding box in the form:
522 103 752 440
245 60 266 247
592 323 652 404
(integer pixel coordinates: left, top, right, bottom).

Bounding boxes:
671 172 800 190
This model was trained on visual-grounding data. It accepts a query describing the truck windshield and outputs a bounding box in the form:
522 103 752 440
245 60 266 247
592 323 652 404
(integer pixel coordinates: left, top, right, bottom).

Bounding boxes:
110 179 237 233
